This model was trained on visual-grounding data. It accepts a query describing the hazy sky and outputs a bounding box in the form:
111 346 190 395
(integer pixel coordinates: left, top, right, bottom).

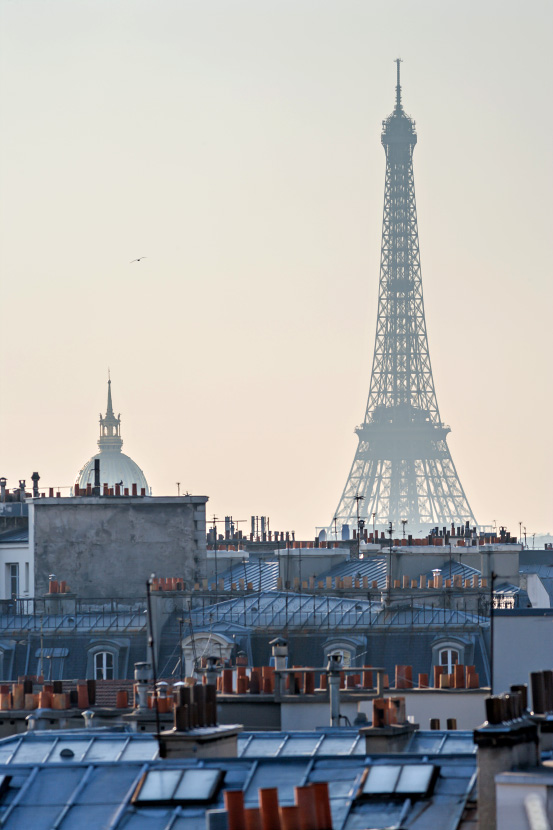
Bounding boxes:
1 0 551 540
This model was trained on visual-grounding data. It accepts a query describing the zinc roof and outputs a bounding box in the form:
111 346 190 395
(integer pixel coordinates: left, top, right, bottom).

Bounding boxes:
0 730 476 830
189 591 487 631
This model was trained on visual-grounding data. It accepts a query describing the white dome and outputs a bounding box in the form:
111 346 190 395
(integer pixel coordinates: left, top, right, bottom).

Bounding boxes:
76 450 150 493
75 378 150 494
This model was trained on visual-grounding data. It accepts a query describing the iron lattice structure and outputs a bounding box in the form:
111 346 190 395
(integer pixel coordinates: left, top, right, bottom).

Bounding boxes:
331 62 476 534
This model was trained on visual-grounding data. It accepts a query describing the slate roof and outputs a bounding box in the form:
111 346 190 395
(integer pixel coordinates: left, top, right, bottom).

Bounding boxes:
213 558 280 591
0 609 147 633
316 556 388 588
188 591 487 631
0 528 29 544
0 730 477 830
424 560 481 581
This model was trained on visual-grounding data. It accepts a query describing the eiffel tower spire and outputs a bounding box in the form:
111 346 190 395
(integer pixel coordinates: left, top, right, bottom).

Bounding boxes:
330 63 476 535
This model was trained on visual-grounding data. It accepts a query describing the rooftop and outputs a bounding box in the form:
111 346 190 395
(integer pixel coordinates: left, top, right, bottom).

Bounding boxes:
189 591 489 631
0 729 477 829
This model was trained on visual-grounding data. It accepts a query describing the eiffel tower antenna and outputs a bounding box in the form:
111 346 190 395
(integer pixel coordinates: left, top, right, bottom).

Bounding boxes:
329 62 476 536
395 57 402 112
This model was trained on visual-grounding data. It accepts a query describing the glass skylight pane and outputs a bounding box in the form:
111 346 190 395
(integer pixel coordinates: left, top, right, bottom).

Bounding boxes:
396 764 435 794
173 769 222 801
136 769 182 802
363 765 401 794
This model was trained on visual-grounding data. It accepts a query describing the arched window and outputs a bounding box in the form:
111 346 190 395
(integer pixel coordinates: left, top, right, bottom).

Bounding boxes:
94 651 114 680
439 648 459 675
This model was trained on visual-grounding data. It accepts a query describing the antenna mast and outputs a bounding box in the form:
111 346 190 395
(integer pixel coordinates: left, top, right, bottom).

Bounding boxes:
395 57 402 112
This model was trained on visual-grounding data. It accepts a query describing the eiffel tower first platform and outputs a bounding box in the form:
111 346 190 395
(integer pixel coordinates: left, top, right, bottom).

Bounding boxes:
328 61 476 537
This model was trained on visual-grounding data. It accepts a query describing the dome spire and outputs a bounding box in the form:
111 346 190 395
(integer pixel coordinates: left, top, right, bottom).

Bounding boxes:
99 374 122 451
106 371 115 419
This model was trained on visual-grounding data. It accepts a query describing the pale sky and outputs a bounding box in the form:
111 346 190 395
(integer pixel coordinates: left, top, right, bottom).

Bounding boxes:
0 0 551 540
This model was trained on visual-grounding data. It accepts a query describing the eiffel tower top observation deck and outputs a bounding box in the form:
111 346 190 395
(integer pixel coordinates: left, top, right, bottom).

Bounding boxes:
329 61 476 536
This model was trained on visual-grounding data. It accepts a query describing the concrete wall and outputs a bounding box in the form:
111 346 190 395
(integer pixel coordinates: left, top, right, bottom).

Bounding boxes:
494 611 553 695
281 700 359 731
31 495 207 599
359 689 488 730
387 545 521 586
496 772 553 830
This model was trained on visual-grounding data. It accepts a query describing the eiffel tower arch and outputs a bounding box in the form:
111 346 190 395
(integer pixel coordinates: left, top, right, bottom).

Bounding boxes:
330 61 476 536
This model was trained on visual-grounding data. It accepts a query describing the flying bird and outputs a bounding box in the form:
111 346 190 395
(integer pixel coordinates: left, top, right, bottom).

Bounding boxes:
130 256 147 263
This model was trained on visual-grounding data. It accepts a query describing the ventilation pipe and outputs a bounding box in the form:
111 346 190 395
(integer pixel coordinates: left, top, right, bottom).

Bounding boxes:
270 637 288 698
31 472 40 498
134 662 152 711
327 652 343 727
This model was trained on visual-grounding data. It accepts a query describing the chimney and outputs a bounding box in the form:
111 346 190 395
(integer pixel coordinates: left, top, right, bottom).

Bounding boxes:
360 695 417 753
93 459 100 495
0 478 6 502
474 692 539 830
134 662 152 711
529 672 553 751
31 472 40 498
270 637 288 699
327 653 343 727
159 682 242 759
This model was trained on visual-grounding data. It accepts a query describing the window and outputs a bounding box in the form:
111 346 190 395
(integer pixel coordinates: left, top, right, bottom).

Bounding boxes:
132 769 224 805
360 764 437 799
86 641 126 680
6 564 18 600
439 648 459 674
35 648 68 681
94 651 114 680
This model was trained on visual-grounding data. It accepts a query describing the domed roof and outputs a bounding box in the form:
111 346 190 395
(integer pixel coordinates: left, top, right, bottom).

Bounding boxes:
76 450 149 493
75 378 151 494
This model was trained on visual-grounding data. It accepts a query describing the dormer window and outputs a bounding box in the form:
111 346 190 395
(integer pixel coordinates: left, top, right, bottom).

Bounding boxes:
94 651 114 680
439 648 459 675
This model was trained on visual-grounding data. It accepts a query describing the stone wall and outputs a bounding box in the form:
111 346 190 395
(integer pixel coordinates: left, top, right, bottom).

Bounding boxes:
31 496 207 598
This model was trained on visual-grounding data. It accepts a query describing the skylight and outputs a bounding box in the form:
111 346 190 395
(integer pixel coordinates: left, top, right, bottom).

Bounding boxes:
360 764 437 799
133 768 224 805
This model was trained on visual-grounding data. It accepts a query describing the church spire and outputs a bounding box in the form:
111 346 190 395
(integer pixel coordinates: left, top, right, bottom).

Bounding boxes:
98 375 123 451
106 376 115 419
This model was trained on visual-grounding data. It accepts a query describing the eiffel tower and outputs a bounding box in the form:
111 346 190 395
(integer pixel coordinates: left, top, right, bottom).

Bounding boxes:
330 61 476 535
